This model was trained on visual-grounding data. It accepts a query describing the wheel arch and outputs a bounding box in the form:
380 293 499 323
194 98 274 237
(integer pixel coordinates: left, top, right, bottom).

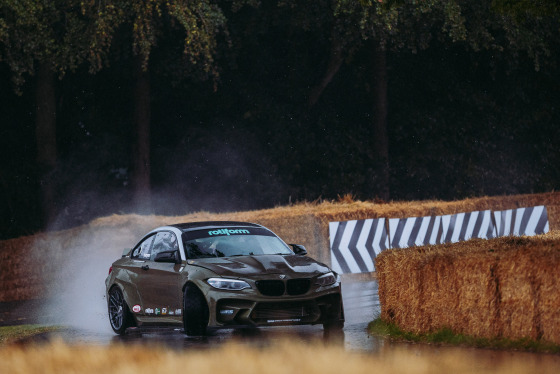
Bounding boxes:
108 282 138 326
182 280 210 335
108 282 128 304
182 280 205 294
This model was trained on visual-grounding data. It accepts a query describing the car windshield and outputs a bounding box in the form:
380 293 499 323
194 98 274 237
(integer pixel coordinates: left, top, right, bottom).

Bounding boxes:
183 227 293 259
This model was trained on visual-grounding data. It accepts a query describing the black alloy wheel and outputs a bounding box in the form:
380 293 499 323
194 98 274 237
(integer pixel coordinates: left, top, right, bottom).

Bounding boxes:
108 286 133 335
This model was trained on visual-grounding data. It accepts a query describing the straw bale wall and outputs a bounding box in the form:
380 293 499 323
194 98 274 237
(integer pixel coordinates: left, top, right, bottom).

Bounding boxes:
1 191 560 302
376 232 560 344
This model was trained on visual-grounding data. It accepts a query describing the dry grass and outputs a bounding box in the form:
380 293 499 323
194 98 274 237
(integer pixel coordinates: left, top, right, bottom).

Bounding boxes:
1 339 559 374
377 231 560 344
1 191 560 302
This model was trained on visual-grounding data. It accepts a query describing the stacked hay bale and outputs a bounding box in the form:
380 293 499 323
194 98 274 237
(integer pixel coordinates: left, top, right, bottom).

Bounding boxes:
376 232 560 344
1 191 560 302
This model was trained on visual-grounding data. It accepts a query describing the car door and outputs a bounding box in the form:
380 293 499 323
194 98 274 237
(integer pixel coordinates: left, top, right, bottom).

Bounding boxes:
131 231 182 316
117 233 156 309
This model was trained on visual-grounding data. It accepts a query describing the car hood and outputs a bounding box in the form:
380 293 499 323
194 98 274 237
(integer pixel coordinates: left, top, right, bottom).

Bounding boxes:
190 255 331 278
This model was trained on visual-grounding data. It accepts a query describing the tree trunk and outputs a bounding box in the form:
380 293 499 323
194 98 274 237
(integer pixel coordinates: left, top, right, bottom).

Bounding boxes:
35 63 57 225
132 56 152 213
308 30 344 108
371 43 390 200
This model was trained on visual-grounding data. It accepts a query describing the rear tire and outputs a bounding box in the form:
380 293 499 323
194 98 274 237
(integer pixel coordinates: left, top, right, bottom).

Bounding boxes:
108 286 133 335
183 284 209 336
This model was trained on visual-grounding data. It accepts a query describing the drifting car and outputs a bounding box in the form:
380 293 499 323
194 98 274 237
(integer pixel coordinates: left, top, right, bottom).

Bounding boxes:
105 221 344 335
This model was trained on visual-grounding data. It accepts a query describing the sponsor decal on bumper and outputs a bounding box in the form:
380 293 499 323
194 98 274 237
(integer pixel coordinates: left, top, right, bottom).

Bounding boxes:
267 318 301 323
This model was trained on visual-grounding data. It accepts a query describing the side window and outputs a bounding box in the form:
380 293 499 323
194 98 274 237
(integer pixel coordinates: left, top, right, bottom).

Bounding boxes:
151 231 179 261
131 235 155 260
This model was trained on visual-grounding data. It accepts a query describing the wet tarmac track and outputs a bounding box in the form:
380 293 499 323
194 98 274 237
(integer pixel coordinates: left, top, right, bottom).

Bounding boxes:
19 280 381 351
4 279 560 371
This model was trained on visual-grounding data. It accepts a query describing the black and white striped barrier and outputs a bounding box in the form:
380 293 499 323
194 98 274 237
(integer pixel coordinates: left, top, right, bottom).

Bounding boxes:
388 210 495 248
329 206 550 274
493 205 549 237
328 219 389 274
440 210 496 243
388 215 442 249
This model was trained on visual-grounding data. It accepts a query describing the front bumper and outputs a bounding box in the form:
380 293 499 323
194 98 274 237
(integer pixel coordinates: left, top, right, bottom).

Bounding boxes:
202 281 344 327
214 293 343 326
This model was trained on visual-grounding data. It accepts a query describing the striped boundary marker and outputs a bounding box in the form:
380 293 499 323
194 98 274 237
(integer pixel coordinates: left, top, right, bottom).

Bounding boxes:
440 210 495 244
388 216 442 249
329 206 550 274
388 210 495 249
493 205 549 237
329 219 388 274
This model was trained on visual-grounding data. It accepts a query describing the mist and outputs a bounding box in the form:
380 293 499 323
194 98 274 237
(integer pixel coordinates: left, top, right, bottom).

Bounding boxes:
37 221 140 334
40 121 284 236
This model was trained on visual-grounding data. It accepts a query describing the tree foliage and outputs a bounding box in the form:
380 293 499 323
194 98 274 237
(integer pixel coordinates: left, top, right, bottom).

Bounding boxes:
0 0 91 90
331 0 466 51
0 0 559 238
0 0 240 87
83 0 232 79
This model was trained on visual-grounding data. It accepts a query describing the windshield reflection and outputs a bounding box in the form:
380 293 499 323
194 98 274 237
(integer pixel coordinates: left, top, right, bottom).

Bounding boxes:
184 235 293 259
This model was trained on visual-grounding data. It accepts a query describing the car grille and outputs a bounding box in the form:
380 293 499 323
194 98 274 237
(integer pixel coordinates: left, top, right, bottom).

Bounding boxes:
250 301 320 323
256 278 311 296
287 279 310 295
256 280 285 296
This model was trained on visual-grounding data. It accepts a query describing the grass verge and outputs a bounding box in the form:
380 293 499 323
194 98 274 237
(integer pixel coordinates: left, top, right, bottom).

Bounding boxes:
368 318 560 353
0 325 59 345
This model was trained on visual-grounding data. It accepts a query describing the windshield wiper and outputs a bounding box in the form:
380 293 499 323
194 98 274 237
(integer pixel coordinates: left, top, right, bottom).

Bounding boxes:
229 252 254 257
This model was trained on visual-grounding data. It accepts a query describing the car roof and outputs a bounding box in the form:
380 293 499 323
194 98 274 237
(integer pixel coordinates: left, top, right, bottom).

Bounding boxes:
169 221 265 233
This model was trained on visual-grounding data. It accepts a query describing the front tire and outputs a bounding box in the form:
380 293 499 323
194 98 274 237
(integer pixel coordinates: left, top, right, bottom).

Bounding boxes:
183 284 209 336
108 286 133 335
323 320 344 331
323 299 345 331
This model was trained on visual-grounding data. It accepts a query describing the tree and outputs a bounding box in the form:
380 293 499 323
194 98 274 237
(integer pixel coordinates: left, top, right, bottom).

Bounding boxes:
0 1 94 224
306 0 556 200
83 0 233 211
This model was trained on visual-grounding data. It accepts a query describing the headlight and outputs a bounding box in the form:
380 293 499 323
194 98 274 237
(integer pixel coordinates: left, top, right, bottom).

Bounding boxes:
207 278 251 291
316 272 337 287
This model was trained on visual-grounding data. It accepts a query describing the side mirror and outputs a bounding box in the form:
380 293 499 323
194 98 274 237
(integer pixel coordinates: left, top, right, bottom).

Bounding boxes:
154 250 180 264
290 244 307 256
122 248 132 257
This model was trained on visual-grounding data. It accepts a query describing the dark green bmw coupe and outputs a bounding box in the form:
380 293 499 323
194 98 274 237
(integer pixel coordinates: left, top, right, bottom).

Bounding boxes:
105 221 344 335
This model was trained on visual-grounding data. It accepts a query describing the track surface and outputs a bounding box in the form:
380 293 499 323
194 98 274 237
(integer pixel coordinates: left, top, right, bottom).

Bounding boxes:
1 280 379 350
3 279 560 372
34 280 381 351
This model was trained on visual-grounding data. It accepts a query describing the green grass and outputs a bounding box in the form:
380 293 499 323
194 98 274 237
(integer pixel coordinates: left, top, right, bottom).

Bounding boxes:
368 318 560 353
0 324 59 344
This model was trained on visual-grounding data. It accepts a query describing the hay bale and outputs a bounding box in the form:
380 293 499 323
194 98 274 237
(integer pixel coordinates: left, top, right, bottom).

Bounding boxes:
452 247 501 338
377 232 560 344
418 248 460 333
2 191 560 302
531 239 560 343
496 242 539 340
377 247 441 333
